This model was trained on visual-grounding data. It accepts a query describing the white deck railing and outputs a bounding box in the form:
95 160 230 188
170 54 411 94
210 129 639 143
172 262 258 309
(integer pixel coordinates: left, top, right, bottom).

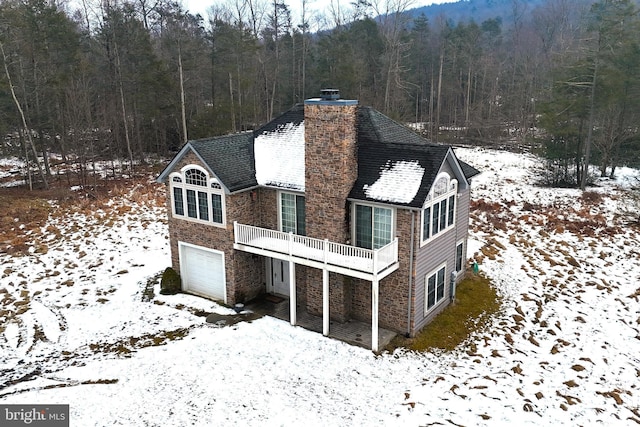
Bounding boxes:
233 222 398 276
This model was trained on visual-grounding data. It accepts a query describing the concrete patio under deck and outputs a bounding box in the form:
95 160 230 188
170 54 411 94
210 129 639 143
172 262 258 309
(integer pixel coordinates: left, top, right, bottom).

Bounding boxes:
247 295 397 351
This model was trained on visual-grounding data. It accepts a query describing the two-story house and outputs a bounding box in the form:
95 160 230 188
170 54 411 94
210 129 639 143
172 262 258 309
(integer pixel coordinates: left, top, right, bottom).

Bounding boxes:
157 90 479 351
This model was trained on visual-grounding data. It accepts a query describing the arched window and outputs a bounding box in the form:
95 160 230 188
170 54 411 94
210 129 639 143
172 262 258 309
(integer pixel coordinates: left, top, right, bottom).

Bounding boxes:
433 176 448 197
170 166 225 226
185 169 207 186
421 172 457 244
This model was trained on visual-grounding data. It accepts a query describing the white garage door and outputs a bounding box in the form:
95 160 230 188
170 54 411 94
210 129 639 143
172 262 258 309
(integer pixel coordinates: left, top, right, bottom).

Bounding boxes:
179 243 226 302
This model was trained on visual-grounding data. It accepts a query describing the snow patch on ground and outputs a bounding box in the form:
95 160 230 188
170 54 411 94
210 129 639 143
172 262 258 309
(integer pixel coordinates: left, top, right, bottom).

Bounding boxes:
1 149 639 426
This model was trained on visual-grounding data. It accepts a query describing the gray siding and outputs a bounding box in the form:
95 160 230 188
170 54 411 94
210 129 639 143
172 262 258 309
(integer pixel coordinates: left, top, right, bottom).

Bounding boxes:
456 187 471 271
412 186 471 333
439 160 455 179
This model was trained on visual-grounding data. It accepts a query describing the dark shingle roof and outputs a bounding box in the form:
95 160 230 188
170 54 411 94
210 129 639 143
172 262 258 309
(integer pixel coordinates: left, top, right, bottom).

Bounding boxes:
357 107 431 147
349 107 452 208
254 104 304 135
459 160 481 179
190 132 256 192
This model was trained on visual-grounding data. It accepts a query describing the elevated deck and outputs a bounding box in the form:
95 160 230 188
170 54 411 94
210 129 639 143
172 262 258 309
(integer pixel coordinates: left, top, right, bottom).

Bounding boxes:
233 222 399 281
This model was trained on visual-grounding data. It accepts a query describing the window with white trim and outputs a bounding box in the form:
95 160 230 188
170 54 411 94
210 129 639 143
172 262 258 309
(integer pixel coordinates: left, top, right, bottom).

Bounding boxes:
280 192 306 235
354 203 393 249
455 241 465 273
421 173 457 243
170 166 225 226
425 264 446 313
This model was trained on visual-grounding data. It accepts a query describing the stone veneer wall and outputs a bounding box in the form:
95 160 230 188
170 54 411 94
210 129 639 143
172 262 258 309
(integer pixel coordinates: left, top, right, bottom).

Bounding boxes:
306 271 351 322
256 188 278 230
227 189 264 303
350 208 415 334
293 265 308 310
303 102 358 242
303 102 358 322
165 151 263 305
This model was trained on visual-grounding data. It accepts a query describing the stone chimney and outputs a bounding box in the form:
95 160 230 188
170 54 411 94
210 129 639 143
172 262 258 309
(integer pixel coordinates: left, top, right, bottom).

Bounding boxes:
304 89 359 322
304 89 358 244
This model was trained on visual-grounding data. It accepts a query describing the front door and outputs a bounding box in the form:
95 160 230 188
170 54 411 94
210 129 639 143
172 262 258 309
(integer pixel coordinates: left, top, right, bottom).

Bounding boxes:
269 258 290 296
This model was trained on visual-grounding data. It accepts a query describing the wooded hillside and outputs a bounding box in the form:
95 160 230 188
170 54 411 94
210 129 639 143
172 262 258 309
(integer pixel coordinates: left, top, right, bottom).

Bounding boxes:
0 0 638 186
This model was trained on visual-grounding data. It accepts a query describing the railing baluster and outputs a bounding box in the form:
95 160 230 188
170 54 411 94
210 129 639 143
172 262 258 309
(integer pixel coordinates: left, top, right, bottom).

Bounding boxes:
323 239 328 264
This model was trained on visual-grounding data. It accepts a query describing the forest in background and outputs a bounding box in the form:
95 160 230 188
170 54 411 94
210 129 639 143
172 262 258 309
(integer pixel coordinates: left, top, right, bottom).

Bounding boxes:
0 0 639 189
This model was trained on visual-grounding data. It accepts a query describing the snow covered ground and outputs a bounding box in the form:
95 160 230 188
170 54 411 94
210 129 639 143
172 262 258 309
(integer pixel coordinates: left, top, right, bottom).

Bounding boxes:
1 148 639 426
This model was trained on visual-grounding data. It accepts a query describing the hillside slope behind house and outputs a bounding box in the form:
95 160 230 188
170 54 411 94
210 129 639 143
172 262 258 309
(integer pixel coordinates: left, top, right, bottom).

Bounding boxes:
408 0 555 24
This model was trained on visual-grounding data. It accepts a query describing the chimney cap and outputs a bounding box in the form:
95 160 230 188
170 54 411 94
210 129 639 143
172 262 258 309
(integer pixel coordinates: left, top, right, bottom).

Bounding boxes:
305 89 357 106
320 89 340 100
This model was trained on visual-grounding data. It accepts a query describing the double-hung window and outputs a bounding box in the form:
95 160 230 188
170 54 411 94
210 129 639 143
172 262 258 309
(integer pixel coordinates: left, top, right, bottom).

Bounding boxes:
280 192 306 235
455 241 464 273
421 173 457 244
354 204 393 249
425 265 446 313
170 166 225 226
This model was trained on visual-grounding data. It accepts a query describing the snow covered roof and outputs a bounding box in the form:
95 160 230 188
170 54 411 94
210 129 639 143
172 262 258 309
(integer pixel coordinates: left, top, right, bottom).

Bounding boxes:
253 105 305 191
362 160 425 204
158 103 479 204
349 107 477 208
